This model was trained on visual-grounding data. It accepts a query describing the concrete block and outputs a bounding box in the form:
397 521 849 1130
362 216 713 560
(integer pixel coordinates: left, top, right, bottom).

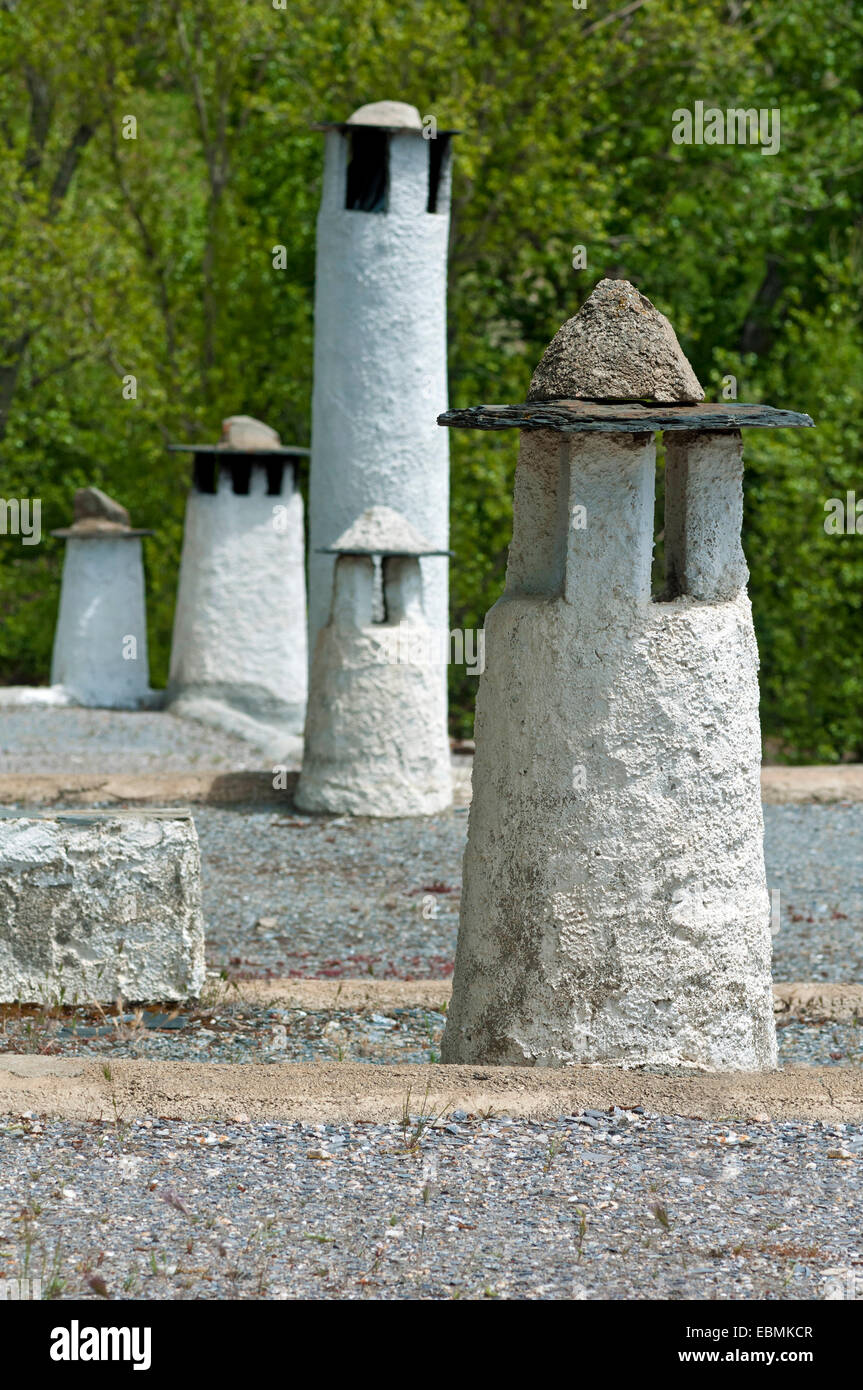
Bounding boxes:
0 809 205 1003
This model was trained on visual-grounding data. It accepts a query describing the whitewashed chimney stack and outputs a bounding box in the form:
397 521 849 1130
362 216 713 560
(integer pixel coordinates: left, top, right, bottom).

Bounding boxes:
296 505 452 817
50 487 153 709
167 416 308 756
308 100 455 662
439 280 813 1071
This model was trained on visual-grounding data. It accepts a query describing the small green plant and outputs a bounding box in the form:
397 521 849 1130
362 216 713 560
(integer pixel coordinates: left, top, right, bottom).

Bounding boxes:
650 1201 671 1232
543 1137 564 1173
575 1208 588 1261
400 1081 451 1154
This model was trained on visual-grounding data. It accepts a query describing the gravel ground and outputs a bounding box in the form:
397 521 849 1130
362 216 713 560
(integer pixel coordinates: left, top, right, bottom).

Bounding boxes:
0 1000 447 1066
197 807 464 979
2 707 863 982
191 803 863 983
0 707 265 774
2 709 863 1303
764 804 863 982
1 795 860 982
0 1110 860 1300
1 998 861 1070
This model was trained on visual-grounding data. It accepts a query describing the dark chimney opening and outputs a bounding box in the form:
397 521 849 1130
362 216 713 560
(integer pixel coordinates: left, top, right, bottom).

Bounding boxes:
230 458 252 495
193 454 217 495
265 459 286 497
346 129 389 213
427 134 450 214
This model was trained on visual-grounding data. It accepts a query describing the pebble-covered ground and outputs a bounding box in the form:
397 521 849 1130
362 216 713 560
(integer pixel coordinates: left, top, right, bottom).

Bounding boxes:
2 707 862 984
1 999 860 1070
0 707 264 774
2 708 863 1301
0 1110 860 1301
1 797 861 983
764 804 863 983
0 1001 446 1066
192 803 863 984
198 807 464 979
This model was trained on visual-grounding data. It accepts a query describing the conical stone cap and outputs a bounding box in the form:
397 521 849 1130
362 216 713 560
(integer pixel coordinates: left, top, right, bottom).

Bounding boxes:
52 486 152 538
321 506 448 557
528 279 704 404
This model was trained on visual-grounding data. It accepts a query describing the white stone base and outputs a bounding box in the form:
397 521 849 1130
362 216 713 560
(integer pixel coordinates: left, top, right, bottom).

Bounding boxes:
441 590 777 1071
296 624 452 817
0 810 205 1003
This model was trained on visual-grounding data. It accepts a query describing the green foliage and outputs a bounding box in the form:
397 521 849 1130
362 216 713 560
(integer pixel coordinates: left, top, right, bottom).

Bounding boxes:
1 0 862 755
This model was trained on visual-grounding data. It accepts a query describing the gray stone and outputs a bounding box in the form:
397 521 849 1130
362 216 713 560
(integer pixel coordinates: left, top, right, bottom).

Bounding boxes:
0 809 205 1003
218 415 281 451
527 278 705 404
347 100 422 130
72 487 131 533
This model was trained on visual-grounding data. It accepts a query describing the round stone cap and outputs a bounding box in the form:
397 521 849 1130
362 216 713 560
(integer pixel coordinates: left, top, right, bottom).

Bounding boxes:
348 100 422 129
312 100 459 136
167 414 309 458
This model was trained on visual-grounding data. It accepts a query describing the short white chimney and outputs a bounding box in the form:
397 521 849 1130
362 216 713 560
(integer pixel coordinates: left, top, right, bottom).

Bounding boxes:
50 487 153 709
167 416 308 753
296 505 452 816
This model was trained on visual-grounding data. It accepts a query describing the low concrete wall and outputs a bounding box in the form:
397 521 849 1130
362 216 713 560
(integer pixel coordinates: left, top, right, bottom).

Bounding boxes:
0 762 855 808
2 1057 863 1123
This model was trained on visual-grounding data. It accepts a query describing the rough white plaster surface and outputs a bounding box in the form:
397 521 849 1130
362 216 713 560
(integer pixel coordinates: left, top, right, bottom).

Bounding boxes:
50 537 152 709
297 556 452 816
168 463 307 738
308 122 451 652
0 810 204 1003
664 430 749 600
442 430 776 1071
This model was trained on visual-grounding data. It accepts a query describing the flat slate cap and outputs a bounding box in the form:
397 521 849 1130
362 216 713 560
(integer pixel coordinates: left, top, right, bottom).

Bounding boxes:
439 399 814 434
167 413 309 458
319 506 451 557
528 279 705 404
52 486 152 539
